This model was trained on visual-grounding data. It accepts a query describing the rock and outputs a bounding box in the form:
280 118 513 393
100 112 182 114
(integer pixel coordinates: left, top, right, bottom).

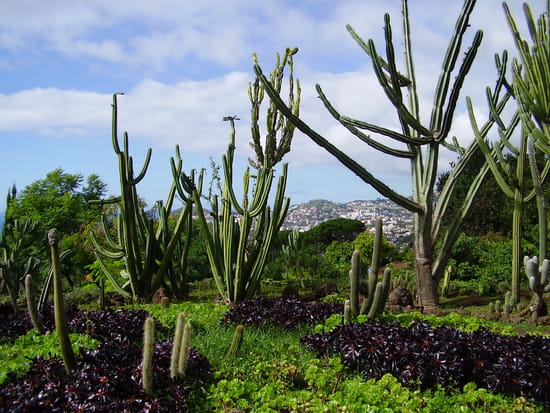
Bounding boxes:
314 281 339 300
388 286 413 307
281 286 299 300
152 287 168 305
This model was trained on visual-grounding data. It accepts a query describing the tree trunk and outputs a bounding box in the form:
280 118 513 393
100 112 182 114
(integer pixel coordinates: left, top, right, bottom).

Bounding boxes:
415 255 439 312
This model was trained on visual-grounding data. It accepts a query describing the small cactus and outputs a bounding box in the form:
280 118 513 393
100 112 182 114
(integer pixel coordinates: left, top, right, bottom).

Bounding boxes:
142 317 155 394
170 312 186 379
343 300 351 324
177 321 192 378
349 251 361 317
25 274 44 334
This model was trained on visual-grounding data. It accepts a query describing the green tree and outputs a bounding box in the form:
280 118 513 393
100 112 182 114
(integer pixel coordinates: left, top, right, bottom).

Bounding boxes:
354 229 396 268
7 168 108 280
301 218 365 249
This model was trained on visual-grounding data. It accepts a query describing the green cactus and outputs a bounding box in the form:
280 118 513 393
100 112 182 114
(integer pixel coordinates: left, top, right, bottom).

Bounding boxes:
180 49 297 303
349 250 361 317
90 94 201 302
24 274 44 334
170 312 186 379
48 228 76 374
504 290 514 315
177 321 192 378
495 300 502 314
142 317 155 394
254 0 502 311
488 302 495 313
226 324 245 358
524 256 550 323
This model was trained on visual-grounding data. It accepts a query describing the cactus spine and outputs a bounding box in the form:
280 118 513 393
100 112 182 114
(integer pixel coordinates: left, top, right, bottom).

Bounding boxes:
227 324 245 358
25 274 44 334
49 228 76 374
142 317 155 394
177 321 192 378
170 312 186 379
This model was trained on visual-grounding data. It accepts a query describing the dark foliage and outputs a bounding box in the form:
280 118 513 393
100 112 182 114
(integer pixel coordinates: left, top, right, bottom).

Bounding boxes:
221 296 343 330
0 307 212 412
301 321 550 407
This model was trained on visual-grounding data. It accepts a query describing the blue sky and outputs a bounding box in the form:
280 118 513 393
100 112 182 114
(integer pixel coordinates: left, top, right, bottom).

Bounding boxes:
0 0 545 210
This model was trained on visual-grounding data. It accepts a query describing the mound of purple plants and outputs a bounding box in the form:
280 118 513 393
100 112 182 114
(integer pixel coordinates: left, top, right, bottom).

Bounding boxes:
221 296 343 330
0 307 212 412
301 320 550 407
0 303 83 344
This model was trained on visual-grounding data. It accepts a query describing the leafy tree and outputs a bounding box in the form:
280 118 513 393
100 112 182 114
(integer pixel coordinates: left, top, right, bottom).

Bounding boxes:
6 168 107 281
301 218 365 249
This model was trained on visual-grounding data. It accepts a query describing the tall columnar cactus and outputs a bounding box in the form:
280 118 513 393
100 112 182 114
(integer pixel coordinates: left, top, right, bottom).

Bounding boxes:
179 49 297 303
254 0 505 311
367 268 392 319
524 256 550 323
142 317 155 394
49 228 76 374
25 274 44 334
359 217 385 316
349 250 361 317
90 94 201 302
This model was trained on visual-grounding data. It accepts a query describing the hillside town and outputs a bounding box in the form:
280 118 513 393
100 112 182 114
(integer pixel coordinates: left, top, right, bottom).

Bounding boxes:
282 199 414 247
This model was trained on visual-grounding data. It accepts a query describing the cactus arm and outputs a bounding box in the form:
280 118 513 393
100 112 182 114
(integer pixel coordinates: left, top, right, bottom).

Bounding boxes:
528 138 548 263
170 312 186 378
254 63 423 214
111 93 124 154
430 0 477 131
142 317 154 394
177 321 192 377
93 251 131 298
25 274 44 334
349 250 361 317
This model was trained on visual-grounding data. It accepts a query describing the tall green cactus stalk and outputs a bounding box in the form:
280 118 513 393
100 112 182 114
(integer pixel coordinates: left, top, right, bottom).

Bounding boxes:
359 217 384 315
367 268 392 319
349 250 361 317
179 49 297 303
25 274 44 334
441 266 453 298
170 312 186 379
254 0 502 311
90 94 200 302
524 256 550 323
48 228 76 374
142 317 155 394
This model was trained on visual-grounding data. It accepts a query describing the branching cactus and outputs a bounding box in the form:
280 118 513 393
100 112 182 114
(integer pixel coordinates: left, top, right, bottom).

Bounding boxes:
179 49 297 303
90 94 201 302
49 228 76 374
254 0 505 311
142 317 155 394
524 256 550 323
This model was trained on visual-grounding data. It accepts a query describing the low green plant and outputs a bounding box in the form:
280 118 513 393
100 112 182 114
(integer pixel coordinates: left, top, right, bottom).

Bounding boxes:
0 331 98 385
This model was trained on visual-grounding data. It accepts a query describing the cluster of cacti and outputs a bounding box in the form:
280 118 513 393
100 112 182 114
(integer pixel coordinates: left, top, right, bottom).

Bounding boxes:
348 217 392 320
49 228 77 374
524 256 550 322
488 291 514 317
180 49 298 303
254 0 508 311
90 94 202 302
168 312 192 379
